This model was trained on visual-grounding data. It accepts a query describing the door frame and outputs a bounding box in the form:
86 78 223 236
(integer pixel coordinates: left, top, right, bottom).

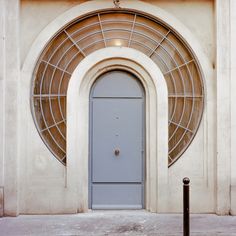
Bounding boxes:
88 70 146 209
67 47 168 213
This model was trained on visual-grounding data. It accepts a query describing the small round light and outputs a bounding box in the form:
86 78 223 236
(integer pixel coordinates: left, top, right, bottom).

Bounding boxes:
114 40 122 47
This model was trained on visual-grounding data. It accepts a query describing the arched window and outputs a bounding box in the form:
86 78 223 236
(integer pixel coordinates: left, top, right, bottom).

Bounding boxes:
31 10 204 166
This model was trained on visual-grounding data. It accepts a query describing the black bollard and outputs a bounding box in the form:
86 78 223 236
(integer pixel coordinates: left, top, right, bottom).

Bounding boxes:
183 177 190 236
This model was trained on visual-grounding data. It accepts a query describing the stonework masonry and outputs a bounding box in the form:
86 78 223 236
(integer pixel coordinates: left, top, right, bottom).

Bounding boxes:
0 0 5 218
0 0 20 216
19 0 215 215
1 0 236 216
230 0 236 215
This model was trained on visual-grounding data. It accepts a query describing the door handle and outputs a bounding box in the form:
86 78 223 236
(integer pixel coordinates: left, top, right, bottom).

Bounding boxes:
114 149 120 156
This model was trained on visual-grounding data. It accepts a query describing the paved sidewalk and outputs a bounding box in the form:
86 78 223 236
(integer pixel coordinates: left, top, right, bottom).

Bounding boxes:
0 210 236 236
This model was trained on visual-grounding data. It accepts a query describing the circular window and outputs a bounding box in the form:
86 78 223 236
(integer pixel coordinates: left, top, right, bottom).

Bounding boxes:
31 9 204 166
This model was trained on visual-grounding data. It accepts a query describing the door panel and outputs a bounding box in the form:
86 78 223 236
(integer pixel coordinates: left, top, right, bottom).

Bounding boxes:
92 70 143 98
89 70 144 209
92 98 143 182
92 184 143 209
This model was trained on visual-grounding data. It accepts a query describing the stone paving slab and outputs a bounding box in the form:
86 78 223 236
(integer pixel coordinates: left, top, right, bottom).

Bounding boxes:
0 210 236 236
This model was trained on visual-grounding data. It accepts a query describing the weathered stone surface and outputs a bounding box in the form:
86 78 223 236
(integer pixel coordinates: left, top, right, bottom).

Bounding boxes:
1 211 236 236
0 187 3 216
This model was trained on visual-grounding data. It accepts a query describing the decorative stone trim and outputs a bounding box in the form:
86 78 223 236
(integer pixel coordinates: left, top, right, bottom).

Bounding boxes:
67 47 168 212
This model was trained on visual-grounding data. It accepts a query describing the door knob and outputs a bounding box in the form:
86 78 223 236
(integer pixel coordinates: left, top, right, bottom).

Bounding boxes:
114 149 120 156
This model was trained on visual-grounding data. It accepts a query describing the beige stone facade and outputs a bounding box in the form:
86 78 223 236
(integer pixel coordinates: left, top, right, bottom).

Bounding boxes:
0 0 235 216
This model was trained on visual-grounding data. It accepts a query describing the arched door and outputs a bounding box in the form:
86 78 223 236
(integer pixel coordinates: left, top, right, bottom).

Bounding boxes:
89 70 145 209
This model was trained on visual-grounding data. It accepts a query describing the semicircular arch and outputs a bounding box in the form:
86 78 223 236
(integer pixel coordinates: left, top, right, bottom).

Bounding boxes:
22 0 211 166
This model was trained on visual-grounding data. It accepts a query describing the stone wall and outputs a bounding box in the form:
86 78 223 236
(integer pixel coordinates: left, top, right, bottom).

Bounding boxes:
230 0 236 215
0 187 3 216
19 0 216 214
0 0 5 217
1 0 236 215
0 0 20 216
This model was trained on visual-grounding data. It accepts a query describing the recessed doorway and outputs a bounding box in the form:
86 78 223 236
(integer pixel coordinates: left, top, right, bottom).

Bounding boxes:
89 70 145 209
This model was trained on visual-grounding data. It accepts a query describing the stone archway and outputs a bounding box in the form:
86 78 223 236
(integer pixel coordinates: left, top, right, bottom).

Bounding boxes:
67 47 168 212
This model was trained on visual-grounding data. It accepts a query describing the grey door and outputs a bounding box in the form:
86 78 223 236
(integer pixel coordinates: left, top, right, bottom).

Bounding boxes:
89 70 145 209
